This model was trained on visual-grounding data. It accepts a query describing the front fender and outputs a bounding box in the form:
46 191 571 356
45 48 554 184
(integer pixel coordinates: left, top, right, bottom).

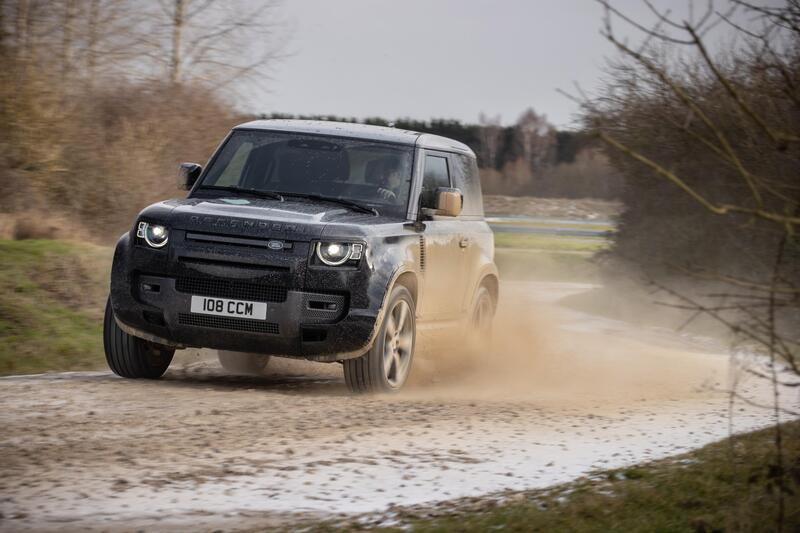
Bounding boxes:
109 232 132 313
364 233 420 309
338 233 421 356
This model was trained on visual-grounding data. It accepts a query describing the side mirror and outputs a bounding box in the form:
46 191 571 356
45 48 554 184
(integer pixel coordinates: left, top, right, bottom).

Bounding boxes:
434 187 462 217
178 162 202 191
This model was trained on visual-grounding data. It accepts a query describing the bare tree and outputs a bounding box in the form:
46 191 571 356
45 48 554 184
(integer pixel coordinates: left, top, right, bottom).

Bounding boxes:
514 107 557 174
169 0 184 84
0 0 7 50
144 0 286 95
478 112 503 168
60 0 76 78
4 0 285 90
1 0 278 232
82 0 145 87
576 1 800 529
13 0 28 62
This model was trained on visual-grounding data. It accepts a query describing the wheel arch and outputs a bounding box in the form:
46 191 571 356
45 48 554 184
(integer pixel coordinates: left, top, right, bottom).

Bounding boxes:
393 270 418 304
470 260 500 308
480 272 499 306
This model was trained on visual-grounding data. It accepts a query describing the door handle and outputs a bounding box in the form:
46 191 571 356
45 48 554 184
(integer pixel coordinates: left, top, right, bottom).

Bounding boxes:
459 237 471 248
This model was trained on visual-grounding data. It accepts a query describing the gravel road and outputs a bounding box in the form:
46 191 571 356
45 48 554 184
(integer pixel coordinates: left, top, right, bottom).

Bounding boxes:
0 282 790 532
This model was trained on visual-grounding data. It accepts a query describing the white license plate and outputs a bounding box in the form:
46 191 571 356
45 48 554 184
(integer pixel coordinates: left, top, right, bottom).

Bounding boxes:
190 296 267 320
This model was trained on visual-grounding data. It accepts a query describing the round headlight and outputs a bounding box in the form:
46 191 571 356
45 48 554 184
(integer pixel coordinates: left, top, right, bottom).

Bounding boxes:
316 242 352 266
143 223 169 248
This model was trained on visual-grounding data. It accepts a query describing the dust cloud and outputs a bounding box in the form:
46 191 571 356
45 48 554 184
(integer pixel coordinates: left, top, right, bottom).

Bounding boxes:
168 277 736 410
406 281 731 410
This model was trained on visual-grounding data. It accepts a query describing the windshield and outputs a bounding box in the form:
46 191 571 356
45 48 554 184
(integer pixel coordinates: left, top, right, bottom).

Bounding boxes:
197 130 415 218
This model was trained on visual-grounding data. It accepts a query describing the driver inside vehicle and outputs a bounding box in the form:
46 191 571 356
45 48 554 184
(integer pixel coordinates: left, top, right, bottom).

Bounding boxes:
369 156 405 201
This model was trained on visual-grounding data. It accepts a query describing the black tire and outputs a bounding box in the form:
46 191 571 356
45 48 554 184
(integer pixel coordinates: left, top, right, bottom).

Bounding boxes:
344 285 416 394
103 298 174 379
466 285 495 360
217 351 271 375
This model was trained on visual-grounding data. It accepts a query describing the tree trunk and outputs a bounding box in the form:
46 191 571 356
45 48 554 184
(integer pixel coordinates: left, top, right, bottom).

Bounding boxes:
15 0 29 62
0 0 6 50
61 0 77 79
86 0 99 86
169 0 184 84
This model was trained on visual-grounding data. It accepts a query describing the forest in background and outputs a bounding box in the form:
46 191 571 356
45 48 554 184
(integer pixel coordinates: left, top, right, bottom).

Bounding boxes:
0 0 622 241
264 110 624 200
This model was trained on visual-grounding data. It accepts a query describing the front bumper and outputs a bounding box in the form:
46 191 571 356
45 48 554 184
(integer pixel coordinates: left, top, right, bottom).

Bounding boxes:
109 232 383 361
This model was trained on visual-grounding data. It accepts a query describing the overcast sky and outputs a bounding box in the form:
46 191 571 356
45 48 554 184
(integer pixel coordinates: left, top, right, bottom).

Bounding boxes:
259 0 766 128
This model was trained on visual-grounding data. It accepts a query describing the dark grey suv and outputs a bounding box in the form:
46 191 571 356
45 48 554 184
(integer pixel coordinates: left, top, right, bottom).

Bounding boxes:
105 120 498 392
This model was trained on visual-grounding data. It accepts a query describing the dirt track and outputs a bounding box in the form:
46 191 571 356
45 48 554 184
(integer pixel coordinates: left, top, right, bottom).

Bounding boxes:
0 282 788 531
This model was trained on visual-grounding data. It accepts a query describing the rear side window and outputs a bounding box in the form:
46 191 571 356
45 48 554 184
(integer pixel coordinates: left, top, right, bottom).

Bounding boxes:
453 154 483 217
421 155 450 207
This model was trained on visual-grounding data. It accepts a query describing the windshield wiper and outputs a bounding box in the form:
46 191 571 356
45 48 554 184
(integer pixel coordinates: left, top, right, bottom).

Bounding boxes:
276 192 378 216
195 185 284 201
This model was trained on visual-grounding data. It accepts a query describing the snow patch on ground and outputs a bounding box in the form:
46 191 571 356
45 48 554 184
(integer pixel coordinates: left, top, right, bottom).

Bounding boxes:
0 281 795 532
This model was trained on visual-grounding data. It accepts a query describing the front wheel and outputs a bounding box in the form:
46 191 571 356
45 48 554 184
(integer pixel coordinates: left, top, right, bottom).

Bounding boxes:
103 298 174 379
217 351 271 375
343 285 415 393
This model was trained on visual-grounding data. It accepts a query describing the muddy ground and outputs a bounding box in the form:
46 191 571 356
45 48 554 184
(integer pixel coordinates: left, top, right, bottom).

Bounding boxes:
0 281 792 532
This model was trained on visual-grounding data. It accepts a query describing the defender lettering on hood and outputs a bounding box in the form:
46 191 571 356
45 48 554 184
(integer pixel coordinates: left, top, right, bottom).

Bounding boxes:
188 216 309 235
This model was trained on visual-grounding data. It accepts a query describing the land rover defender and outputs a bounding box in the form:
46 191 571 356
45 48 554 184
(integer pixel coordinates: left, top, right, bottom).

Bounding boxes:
105 120 498 392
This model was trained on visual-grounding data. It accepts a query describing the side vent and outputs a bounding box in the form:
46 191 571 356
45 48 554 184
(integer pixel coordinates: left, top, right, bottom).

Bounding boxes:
419 235 426 272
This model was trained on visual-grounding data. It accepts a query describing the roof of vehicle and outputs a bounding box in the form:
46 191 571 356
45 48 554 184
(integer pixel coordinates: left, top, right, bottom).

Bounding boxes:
234 119 475 156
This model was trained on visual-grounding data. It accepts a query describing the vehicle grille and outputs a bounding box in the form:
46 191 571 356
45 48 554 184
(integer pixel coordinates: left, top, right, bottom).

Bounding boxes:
178 313 280 334
175 277 287 303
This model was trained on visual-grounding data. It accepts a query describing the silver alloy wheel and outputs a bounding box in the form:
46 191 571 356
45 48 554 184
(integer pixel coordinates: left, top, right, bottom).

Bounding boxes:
383 299 414 388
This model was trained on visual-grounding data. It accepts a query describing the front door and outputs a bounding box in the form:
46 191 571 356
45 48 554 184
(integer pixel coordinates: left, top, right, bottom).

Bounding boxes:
416 151 467 322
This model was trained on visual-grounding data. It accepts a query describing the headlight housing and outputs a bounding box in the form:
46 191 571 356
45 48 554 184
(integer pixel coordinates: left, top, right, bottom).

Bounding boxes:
137 221 169 249
314 241 364 266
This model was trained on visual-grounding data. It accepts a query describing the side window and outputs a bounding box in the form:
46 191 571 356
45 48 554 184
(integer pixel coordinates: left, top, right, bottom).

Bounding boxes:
421 155 450 207
453 154 483 217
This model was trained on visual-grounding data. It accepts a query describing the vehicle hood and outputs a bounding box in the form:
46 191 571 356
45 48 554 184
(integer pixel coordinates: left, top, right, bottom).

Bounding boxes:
139 197 397 241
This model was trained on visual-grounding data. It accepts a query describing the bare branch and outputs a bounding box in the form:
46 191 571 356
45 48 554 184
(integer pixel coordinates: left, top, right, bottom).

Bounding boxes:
600 30 767 207
597 0 695 44
597 131 800 226
685 24 800 147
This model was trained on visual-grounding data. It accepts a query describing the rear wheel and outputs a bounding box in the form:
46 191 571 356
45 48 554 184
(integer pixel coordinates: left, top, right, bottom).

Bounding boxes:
344 285 415 393
217 351 271 375
467 285 495 359
103 298 174 379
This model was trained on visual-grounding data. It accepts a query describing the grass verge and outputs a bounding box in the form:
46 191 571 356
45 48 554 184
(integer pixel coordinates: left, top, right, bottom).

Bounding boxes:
488 219 614 232
493 228 606 282
0 239 112 375
494 232 608 253
311 421 800 532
